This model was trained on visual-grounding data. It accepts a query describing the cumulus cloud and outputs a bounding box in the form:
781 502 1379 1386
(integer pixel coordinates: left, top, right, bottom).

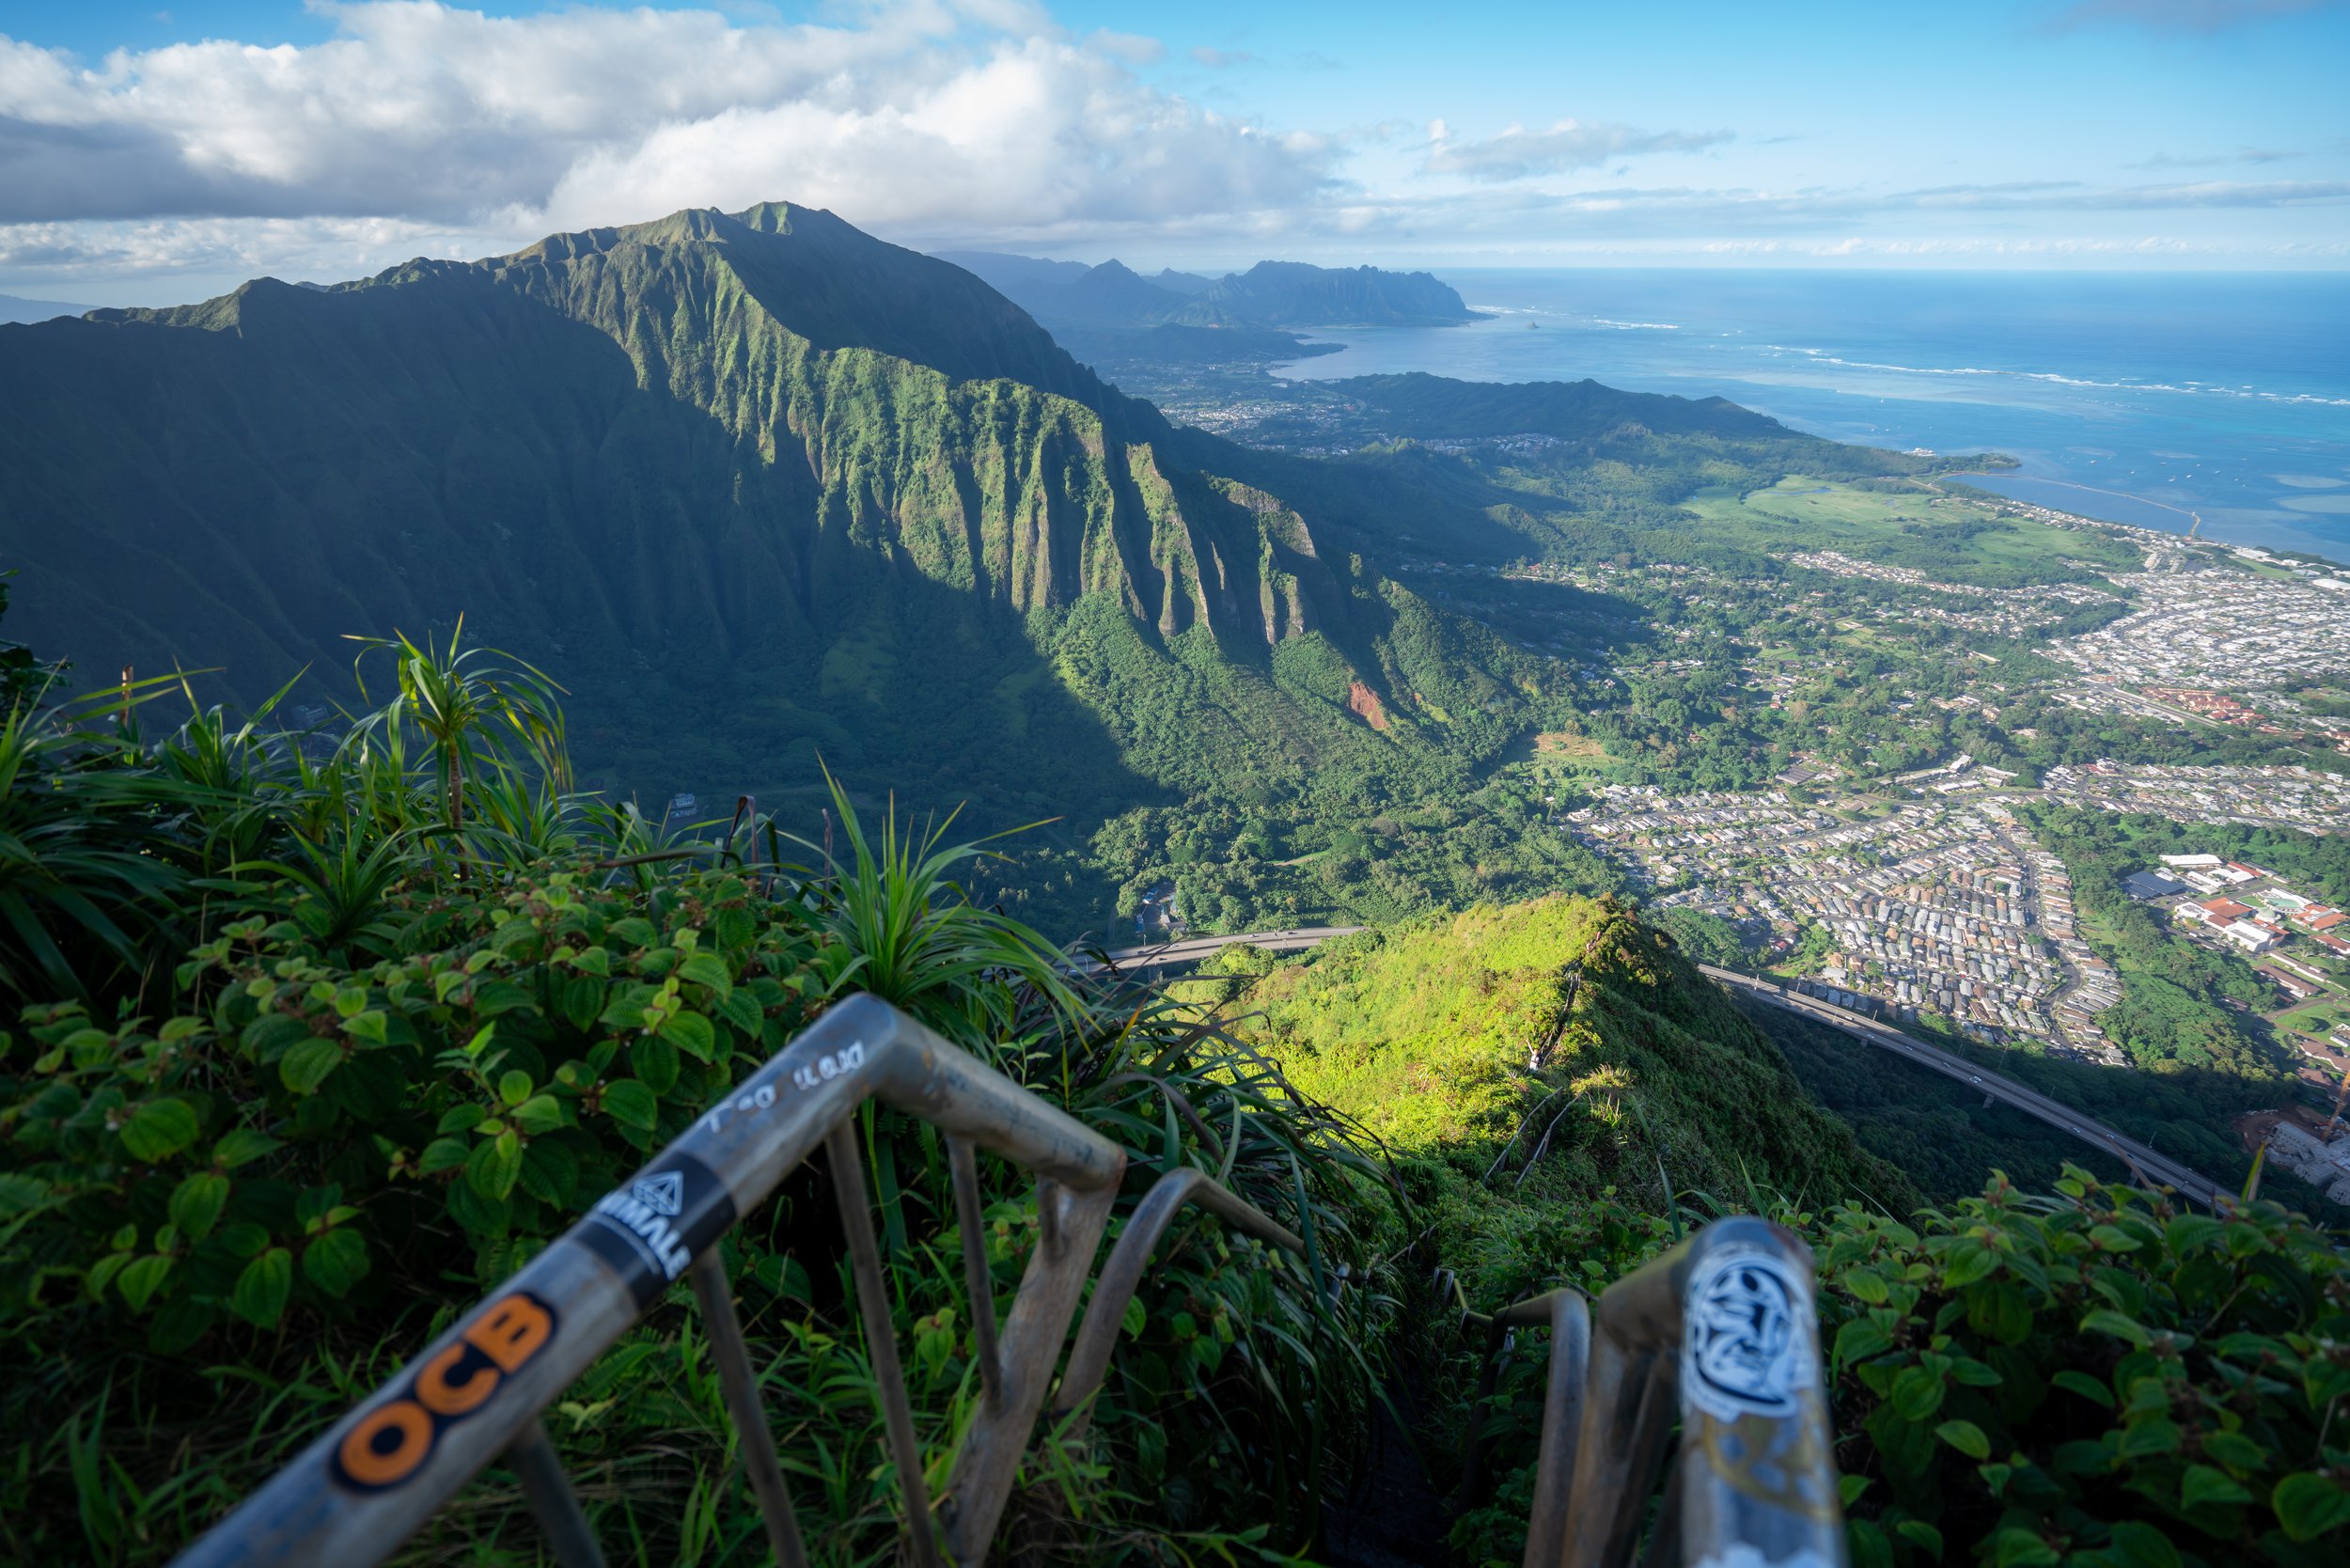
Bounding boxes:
1423 118 1732 180
0 1 1327 244
1190 46 1254 68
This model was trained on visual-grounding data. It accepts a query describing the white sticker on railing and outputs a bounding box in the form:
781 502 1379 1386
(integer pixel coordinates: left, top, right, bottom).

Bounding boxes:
1680 1240 1816 1423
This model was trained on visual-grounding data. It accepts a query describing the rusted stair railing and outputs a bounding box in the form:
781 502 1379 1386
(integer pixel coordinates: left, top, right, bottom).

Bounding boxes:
1451 1217 1845 1568
166 993 1304 1568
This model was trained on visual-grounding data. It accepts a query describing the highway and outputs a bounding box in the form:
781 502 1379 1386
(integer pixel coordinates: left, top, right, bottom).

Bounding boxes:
1699 964 2224 1209
1079 925 1367 973
1076 922 2224 1208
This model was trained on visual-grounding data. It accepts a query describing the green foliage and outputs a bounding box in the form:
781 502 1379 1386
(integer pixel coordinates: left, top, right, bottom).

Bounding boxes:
1819 1166 2350 1568
0 650 1390 1564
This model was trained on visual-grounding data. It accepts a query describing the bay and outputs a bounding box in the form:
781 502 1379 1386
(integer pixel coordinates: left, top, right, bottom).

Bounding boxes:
1273 268 2350 560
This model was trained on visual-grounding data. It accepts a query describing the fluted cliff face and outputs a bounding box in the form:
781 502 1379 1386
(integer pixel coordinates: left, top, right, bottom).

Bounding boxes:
0 201 1513 831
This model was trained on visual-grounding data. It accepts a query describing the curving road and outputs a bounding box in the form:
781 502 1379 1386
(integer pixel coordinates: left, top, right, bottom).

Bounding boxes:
1077 926 1366 974
1699 964 2223 1209
1076 923 2223 1209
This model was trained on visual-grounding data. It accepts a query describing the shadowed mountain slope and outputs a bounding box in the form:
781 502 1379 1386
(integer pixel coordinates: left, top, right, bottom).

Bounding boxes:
0 204 1552 920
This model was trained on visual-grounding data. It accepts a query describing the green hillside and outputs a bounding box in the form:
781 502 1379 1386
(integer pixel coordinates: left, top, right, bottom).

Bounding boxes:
1193 896 1915 1213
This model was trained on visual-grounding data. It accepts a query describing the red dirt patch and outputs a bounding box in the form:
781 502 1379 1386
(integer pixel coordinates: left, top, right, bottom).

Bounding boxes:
1344 680 1390 731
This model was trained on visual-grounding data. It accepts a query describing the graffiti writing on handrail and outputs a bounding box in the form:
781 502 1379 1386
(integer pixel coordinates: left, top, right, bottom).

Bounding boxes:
791 1040 865 1092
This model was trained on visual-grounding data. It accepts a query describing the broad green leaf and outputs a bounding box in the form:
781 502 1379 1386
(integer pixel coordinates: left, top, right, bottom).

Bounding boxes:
117 1254 174 1313
1122 1297 1146 1338
2200 1428 2266 1471
658 1011 716 1062
230 1247 294 1328
2116 1418 2181 1457
1834 1317 1893 1369
418 1137 471 1175
121 1099 200 1161
561 976 603 1031
1966 1281 2031 1345
1889 1363 1946 1421
2164 1214 2224 1253
168 1172 230 1240
2180 1464 2250 1510
0 1173 49 1215
603 1079 658 1132
1948 1356 2001 1387
1842 1267 1889 1305
2051 1370 2113 1407
1935 1419 1990 1459
717 989 763 1040
1894 1520 1944 1560
497 1070 532 1108
279 1037 345 1094
212 1128 280 1168
216 1221 270 1259
2273 1472 2350 1542
2102 1521 2180 1568
1942 1245 1999 1287
303 1230 369 1297
519 1139 580 1207
677 951 732 996
511 1095 565 1136
2080 1309 2150 1349
631 1036 679 1096
1846 1520 1893 1568
1991 1528 2058 1568
466 1133 522 1200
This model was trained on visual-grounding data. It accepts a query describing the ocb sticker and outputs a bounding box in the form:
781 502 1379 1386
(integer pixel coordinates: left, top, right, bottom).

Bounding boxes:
331 1290 559 1490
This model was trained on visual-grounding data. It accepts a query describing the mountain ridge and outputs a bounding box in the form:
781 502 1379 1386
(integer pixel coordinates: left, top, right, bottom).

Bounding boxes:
0 202 1548 916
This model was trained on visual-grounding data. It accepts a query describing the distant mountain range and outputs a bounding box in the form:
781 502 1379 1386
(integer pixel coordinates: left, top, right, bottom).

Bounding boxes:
935 251 1481 367
0 200 1900 931
0 293 92 324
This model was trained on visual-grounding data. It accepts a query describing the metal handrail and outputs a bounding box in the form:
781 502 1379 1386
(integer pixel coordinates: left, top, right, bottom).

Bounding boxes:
166 994 1307 1568
1461 1217 1844 1568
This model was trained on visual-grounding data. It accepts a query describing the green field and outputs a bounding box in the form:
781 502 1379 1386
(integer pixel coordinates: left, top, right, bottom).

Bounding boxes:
1680 477 2139 588
2279 1004 2345 1040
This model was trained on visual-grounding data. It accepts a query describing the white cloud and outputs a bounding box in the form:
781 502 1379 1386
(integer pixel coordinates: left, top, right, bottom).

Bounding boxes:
0 1 1327 284
1423 118 1733 180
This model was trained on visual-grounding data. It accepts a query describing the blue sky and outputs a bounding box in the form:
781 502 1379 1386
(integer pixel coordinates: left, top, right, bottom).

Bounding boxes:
3 1 2346 305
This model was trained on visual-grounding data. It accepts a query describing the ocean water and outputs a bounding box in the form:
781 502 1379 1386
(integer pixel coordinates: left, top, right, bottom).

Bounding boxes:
1272 269 2350 561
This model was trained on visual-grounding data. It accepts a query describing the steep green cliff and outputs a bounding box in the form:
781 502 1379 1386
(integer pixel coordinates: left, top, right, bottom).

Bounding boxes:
0 205 1542 916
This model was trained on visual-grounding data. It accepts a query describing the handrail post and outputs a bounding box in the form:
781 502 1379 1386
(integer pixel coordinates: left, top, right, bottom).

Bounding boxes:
687 1249 810 1568
1557 1217 1843 1568
829 1119 944 1568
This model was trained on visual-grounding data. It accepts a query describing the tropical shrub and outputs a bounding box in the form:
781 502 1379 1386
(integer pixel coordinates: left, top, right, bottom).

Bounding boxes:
1820 1166 2350 1568
0 643 1393 1566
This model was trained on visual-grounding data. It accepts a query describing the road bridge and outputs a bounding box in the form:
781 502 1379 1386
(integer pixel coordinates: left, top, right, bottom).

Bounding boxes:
1700 963 2222 1208
1077 925 1366 974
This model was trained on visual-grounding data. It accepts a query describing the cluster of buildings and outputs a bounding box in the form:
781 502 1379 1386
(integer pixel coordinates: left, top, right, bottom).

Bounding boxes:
2126 855 2349 965
2044 568 2350 750
2044 761 2350 837
2138 685 2268 728
1565 786 2121 1059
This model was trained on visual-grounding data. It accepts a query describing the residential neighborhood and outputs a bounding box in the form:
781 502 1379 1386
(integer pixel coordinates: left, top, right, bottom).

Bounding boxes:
1565 785 2126 1062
